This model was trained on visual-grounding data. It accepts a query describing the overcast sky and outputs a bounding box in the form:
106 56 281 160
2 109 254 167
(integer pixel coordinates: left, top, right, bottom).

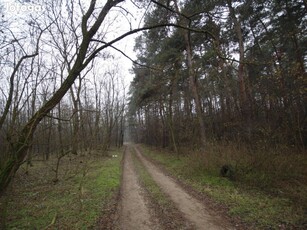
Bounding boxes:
102 0 147 86
1 0 147 87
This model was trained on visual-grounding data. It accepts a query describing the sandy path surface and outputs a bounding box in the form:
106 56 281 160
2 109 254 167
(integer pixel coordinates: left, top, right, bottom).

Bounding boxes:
134 146 233 230
119 147 159 230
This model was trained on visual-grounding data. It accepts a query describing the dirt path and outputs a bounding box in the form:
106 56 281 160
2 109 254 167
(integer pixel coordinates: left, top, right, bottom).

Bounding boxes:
119 147 159 230
133 146 233 230
119 145 233 229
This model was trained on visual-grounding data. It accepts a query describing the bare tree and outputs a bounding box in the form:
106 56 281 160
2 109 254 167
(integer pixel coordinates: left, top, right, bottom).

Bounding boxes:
101 67 126 152
0 0 126 195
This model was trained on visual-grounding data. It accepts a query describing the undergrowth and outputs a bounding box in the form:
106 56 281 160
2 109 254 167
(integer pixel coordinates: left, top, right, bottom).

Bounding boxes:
140 143 307 229
0 148 122 229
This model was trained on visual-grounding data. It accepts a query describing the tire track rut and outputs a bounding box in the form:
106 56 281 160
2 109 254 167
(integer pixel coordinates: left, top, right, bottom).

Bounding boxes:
133 145 234 230
119 147 159 230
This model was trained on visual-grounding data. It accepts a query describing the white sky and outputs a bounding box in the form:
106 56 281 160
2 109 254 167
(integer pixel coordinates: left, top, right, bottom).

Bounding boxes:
109 5 139 85
1 0 146 87
102 0 146 86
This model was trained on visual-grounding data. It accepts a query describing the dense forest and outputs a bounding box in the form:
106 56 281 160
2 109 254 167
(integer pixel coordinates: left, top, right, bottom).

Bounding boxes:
0 0 130 194
0 0 306 194
128 0 306 151
0 0 306 229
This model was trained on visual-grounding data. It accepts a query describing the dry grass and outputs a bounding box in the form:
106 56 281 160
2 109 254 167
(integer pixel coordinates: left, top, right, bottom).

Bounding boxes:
141 143 307 229
190 142 307 205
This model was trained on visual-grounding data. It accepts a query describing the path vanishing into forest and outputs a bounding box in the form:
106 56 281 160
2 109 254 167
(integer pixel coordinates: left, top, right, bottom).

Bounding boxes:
118 144 234 230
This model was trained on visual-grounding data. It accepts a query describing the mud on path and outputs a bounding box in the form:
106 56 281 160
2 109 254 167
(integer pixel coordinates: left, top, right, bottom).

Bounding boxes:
119 147 160 230
119 145 234 230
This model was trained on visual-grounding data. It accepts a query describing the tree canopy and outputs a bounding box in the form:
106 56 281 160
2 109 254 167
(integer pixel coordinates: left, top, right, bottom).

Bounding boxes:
128 0 306 150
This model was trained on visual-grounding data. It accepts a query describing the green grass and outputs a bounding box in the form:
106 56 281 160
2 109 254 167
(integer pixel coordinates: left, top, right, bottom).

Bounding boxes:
1 149 122 229
131 149 169 207
130 148 189 229
140 145 306 229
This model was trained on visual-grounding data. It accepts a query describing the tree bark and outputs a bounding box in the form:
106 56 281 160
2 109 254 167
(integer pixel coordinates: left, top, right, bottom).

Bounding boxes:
227 0 251 141
0 0 124 196
173 0 206 148
227 0 248 117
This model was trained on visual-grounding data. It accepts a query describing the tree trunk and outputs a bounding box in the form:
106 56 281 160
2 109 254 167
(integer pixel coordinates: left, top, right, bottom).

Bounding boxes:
174 0 206 148
227 0 251 140
0 0 125 196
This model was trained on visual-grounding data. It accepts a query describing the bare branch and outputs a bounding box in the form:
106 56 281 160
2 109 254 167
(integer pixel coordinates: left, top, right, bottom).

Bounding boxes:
151 0 190 20
91 38 161 71
83 23 215 68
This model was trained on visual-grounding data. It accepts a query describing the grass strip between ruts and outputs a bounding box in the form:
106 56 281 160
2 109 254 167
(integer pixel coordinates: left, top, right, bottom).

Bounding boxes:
140 145 306 229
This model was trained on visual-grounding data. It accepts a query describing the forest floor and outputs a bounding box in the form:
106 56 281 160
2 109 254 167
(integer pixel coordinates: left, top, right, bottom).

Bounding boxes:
115 144 237 230
1 144 305 229
110 143 306 229
124 144 306 230
0 148 123 229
